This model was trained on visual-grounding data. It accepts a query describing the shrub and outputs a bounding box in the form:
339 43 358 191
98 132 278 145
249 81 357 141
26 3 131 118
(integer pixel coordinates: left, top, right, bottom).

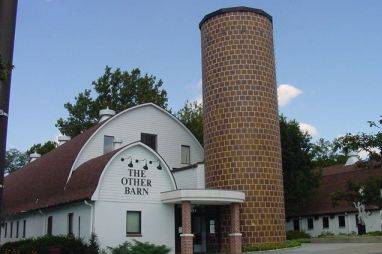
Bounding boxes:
365 231 382 236
317 231 335 238
0 235 94 254
286 230 311 240
108 240 170 254
87 233 100 254
243 240 301 252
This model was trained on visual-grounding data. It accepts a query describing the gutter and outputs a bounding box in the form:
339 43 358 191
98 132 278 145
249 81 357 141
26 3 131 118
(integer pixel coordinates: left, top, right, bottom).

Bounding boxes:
84 200 94 235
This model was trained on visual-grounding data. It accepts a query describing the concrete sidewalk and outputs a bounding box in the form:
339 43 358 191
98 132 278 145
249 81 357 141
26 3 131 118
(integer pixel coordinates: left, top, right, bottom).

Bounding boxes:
250 243 382 254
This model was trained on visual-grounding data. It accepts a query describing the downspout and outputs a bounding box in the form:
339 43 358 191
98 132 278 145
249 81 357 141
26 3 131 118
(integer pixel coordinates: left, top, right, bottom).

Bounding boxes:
84 200 94 236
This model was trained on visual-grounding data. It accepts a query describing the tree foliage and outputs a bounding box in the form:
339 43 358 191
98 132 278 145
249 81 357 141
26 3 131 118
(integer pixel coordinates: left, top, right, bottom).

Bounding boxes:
176 101 203 145
334 115 382 162
27 141 57 156
5 141 57 175
279 115 322 212
4 149 29 175
56 66 169 137
332 177 382 210
311 138 347 168
331 116 382 209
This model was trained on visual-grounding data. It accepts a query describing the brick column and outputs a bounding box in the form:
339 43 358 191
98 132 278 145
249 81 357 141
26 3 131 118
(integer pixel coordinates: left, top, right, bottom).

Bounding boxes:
180 201 193 254
229 203 242 254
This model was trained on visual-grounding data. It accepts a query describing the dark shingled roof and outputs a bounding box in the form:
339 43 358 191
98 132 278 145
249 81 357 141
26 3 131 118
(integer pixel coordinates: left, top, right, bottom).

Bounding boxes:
287 164 382 218
1 122 111 217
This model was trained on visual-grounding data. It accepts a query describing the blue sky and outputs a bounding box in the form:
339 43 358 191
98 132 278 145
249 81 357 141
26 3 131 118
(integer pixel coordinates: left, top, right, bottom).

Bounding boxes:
8 0 382 151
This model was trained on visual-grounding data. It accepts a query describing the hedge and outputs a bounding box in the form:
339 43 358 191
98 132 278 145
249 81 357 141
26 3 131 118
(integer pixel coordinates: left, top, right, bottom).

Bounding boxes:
243 240 301 252
0 235 98 254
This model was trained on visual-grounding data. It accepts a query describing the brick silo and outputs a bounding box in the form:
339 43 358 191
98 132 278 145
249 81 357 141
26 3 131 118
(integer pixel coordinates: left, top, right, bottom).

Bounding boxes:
200 7 286 247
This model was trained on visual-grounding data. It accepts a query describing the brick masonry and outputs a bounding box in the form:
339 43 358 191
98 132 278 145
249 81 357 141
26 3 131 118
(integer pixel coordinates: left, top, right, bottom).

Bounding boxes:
200 8 286 247
230 203 242 254
180 201 193 254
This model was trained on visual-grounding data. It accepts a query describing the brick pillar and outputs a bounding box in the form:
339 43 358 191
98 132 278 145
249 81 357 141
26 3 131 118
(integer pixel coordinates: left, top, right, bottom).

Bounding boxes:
229 203 242 254
180 201 193 254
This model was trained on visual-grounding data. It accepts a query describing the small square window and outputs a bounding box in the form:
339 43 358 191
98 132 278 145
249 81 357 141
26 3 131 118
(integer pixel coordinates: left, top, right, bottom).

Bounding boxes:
293 219 300 231
126 211 141 236
141 133 157 151
181 145 191 164
104 135 114 154
338 215 346 228
307 218 314 230
322 216 329 229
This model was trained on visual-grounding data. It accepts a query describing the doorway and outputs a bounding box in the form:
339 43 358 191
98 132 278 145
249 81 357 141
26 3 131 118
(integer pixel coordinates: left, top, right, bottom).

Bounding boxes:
174 205 221 254
355 215 366 235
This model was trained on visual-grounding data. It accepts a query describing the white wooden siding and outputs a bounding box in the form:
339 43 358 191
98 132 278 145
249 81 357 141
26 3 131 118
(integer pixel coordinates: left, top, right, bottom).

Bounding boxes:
92 143 176 253
286 211 382 237
72 104 204 175
0 203 91 244
173 163 205 189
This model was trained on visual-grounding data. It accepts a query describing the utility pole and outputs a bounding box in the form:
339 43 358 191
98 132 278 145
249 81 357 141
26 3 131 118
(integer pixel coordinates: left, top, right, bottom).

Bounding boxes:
0 0 18 213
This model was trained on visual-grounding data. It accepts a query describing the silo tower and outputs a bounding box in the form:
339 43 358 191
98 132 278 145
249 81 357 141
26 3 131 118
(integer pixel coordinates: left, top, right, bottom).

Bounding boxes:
200 7 286 245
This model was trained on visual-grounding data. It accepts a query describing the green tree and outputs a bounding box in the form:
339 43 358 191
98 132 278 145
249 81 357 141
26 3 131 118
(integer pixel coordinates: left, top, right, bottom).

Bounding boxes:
331 116 382 213
4 149 29 175
332 177 382 210
334 115 382 162
176 101 203 145
280 115 321 213
311 138 347 168
56 66 169 137
27 141 57 156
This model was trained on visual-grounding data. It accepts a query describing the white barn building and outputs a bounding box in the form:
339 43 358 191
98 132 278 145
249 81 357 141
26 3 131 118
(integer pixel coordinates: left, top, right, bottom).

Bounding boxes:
0 103 245 253
285 162 382 237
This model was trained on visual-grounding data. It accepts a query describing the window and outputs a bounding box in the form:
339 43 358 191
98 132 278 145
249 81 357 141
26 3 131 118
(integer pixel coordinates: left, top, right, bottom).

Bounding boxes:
126 211 141 236
4 222 7 238
104 135 114 154
78 216 81 237
338 215 346 228
10 221 13 238
293 219 300 231
22 220 26 238
322 216 329 229
141 133 157 151
47 216 53 236
16 221 19 238
68 213 74 235
181 145 191 164
307 218 314 230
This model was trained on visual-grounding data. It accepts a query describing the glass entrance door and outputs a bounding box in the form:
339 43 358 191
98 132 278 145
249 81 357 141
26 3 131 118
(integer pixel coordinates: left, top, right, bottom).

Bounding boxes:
192 207 207 253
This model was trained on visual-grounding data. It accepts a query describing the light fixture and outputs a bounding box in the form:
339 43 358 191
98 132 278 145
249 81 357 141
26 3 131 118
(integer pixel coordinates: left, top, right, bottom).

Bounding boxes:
149 160 162 170
121 156 134 168
128 159 133 168
143 163 148 170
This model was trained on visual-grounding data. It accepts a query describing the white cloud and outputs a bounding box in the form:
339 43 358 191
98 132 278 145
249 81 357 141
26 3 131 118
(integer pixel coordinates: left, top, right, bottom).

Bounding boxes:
299 123 318 137
277 84 302 107
185 78 203 104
